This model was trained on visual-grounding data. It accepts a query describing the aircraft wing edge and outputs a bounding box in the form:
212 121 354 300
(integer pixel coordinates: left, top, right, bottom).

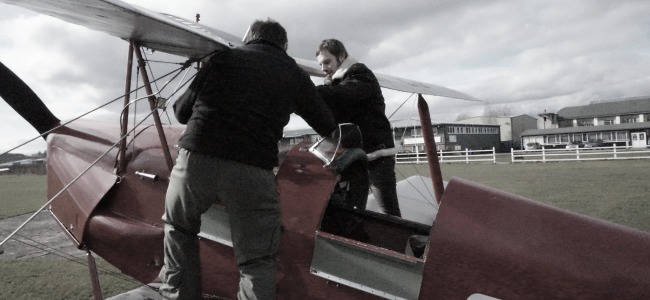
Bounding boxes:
2 0 479 100
294 58 479 101
0 0 239 59
375 73 480 102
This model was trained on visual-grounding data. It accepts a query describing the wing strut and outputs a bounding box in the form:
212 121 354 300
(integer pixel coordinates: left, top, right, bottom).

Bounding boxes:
118 42 135 175
86 249 104 300
133 42 174 171
418 94 444 204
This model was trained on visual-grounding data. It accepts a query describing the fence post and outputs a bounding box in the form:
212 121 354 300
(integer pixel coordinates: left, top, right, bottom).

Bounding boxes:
614 144 617 159
493 147 496 164
542 147 546 163
465 148 469 164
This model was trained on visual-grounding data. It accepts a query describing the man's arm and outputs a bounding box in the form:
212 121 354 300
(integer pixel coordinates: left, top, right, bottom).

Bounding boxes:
294 72 337 136
173 71 206 124
315 64 380 108
173 50 229 124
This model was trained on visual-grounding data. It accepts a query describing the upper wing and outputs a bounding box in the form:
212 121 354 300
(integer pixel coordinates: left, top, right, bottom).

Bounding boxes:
1 0 479 101
294 59 480 102
0 0 241 59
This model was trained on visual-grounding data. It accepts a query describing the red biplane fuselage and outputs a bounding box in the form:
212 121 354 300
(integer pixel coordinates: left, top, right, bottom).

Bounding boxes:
2 0 650 299
42 115 650 299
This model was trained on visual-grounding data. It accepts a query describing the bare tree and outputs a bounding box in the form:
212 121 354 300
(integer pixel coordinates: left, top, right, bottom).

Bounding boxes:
455 112 471 121
483 104 512 124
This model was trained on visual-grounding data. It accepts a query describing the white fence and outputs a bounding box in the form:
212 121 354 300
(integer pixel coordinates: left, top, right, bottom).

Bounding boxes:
511 145 650 163
395 148 496 164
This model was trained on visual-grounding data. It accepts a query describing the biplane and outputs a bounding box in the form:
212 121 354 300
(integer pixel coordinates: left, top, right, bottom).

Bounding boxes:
1 1 650 299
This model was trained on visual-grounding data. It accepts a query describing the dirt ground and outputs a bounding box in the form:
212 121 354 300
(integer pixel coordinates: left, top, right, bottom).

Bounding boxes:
0 210 80 260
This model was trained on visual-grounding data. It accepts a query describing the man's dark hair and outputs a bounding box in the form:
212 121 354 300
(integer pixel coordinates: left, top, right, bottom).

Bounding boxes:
245 18 288 49
316 39 348 62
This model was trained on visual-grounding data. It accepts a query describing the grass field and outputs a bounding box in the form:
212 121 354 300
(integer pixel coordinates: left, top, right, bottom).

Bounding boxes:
1 259 141 299
398 158 650 231
0 175 47 219
1 159 649 299
0 175 141 299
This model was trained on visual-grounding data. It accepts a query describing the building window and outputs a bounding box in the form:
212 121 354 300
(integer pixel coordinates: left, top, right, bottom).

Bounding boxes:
621 115 638 123
411 128 421 137
603 119 614 125
587 133 599 141
577 119 593 126
602 132 612 140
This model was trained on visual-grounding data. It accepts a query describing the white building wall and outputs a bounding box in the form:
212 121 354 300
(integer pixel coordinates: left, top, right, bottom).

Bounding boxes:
537 118 556 129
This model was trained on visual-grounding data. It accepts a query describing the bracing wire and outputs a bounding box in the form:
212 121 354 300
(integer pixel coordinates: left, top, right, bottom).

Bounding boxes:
0 56 202 290
0 226 135 284
0 63 191 158
387 93 415 119
387 93 439 208
0 92 184 291
0 100 167 246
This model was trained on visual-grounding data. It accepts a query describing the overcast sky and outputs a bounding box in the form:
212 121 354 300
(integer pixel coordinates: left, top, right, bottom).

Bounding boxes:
1 0 650 154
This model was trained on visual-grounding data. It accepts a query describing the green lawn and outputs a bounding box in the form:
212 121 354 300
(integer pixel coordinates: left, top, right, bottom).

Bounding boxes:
0 259 140 300
0 175 47 219
1 159 649 298
395 159 650 231
0 174 141 299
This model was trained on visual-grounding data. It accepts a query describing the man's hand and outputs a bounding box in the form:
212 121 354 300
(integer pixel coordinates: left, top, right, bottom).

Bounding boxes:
324 74 333 85
330 148 367 174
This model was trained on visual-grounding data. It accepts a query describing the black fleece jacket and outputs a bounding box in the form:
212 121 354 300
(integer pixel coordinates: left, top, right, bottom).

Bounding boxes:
174 40 336 170
316 63 395 153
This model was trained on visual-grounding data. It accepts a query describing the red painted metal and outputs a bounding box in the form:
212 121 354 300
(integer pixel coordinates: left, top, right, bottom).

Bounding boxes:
6 55 650 298
86 250 104 300
47 120 177 282
417 94 444 204
418 177 650 299
45 116 379 298
274 142 379 299
118 42 134 175
28 113 650 299
47 126 120 245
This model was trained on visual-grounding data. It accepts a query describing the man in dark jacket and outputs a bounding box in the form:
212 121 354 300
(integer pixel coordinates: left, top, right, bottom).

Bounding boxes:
159 19 336 299
315 39 401 217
